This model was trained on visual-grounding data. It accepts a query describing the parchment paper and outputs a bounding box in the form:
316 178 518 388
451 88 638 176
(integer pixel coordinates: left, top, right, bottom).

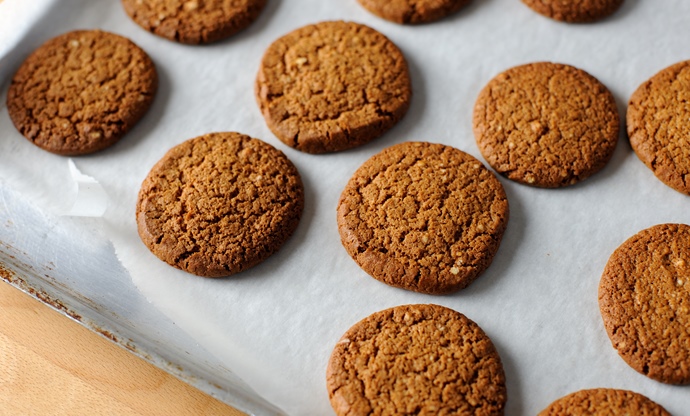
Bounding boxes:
1 0 689 414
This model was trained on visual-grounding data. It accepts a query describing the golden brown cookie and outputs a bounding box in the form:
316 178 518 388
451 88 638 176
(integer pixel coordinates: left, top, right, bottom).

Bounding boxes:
6 30 157 156
627 61 690 196
255 21 411 154
473 62 619 188
538 388 670 415
136 132 304 277
356 0 471 24
121 0 266 44
521 0 624 23
327 304 507 415
337 142 509 295
599 223 690 384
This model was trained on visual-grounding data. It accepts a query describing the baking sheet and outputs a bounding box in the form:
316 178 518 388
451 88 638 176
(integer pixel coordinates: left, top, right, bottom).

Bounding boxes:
1 0 690 414
0 186 283 416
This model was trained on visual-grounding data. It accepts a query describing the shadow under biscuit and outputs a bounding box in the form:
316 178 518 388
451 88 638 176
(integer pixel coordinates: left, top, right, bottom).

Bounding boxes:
602 0 641 23
220 154 317 285
214 0 284 47
450 178 526 298
102 63 172 157
488 335 525 416
353 45 428 154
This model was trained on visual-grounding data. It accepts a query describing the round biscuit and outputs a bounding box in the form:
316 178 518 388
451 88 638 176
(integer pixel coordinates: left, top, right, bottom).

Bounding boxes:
327 304 507 415
7 30 157 155
136 132 304 277
599 223 690 384
627 60 690 196
256 21 411 154
473 62 619 188
337 142 509 294
121 0 266 44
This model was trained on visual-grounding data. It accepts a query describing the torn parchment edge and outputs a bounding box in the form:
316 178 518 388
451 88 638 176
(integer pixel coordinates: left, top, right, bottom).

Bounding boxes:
62 159 108 217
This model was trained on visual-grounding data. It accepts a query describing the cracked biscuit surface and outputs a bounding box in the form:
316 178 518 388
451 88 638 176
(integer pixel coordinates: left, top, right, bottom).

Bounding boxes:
7 30 157 156
337 142 509 295
599 223 690 384
473 62 619 188
136 132 304 277
521 0 624 22
121 0 266 44
356 0 472 24
327 304 507 416
255 21 411 154
627 60 690 196
538 388 670 415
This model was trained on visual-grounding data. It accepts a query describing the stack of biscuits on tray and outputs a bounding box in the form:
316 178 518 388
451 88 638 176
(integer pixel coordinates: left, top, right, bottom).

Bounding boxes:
5 0 688 414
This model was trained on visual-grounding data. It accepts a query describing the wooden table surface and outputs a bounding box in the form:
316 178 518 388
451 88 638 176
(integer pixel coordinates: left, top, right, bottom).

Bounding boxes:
0 281 246 416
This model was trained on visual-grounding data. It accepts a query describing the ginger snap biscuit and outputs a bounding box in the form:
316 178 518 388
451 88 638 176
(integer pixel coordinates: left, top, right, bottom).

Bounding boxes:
628 61 690 196
538 388 670 416
136 132 304 277
255 21 411 154
473 62 619 188
6 30 157 156
121 0 266 44
337 142 509 295
599 223 690 384
356 0 471 24
521 0 624 23
327 304 507 415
